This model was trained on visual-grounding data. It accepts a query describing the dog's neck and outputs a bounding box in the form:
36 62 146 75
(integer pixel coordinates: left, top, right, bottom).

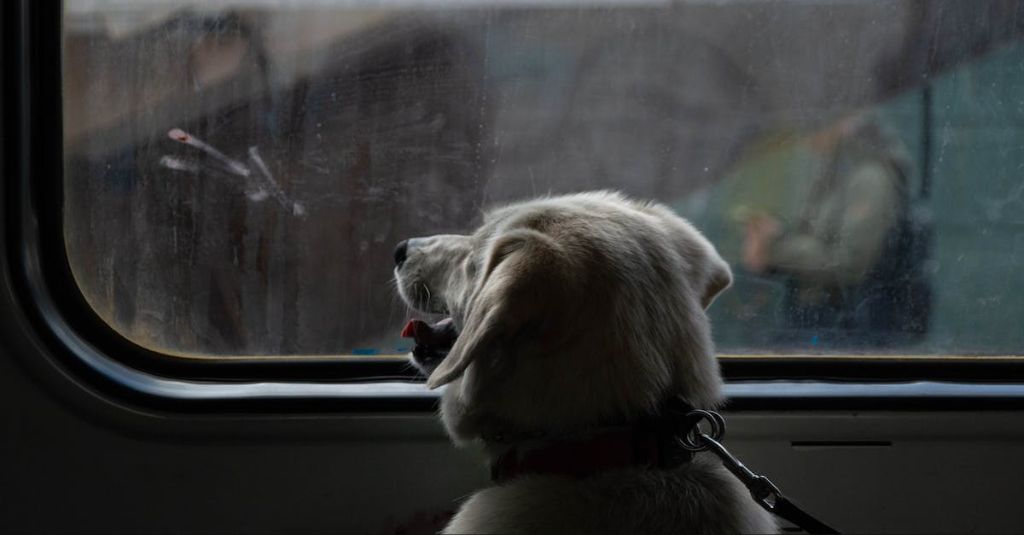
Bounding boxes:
483 397 699 483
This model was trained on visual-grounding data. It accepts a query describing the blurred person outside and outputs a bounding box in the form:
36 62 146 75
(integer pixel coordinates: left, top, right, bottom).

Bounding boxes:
739 111 931 349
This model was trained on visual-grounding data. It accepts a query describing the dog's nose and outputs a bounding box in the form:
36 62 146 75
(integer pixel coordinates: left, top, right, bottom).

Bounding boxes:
394 240 409 267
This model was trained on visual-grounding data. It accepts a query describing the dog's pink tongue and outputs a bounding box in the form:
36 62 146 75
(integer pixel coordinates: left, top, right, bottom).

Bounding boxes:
401 318 457 349
400 320 423 339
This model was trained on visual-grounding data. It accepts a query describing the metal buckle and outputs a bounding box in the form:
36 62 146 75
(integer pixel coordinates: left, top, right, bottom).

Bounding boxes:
677 409 726 451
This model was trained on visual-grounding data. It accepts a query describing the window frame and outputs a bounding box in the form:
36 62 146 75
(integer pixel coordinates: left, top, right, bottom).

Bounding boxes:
7 0 1024 416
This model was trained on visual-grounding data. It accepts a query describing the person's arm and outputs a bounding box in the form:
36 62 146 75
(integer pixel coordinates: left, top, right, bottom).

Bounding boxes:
764 163 900 286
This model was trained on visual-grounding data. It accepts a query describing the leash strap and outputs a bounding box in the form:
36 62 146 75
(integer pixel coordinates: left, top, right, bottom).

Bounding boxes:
679 410 840 535
772 495 841 535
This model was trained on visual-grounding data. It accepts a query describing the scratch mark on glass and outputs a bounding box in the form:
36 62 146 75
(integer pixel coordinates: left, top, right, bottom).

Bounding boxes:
162 128 306 217
167 128 251 177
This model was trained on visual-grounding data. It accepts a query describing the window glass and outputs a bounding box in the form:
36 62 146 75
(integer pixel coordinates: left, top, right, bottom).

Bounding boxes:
63 1 1024 357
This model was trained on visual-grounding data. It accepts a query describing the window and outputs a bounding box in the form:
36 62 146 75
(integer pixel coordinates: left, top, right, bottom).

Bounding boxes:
62 0 1024 364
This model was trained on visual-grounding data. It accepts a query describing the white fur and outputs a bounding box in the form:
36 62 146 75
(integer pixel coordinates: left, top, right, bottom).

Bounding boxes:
395 191 776 534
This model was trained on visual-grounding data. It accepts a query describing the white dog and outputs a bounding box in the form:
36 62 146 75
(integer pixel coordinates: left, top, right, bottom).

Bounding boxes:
394 191 776 534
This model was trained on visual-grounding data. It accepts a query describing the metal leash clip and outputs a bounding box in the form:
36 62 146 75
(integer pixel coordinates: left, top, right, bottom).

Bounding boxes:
678 410 783 510
677 410 839 534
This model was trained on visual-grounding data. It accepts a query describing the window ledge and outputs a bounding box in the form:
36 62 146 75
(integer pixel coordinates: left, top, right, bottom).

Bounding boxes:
83 345 1024 406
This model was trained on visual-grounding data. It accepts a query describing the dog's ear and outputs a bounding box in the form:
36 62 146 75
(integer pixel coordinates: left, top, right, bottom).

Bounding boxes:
426 229 564 389
699 254 732 309
646 204 733 310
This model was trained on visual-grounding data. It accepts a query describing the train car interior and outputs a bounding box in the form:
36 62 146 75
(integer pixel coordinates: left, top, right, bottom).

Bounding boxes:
3 0 1024 533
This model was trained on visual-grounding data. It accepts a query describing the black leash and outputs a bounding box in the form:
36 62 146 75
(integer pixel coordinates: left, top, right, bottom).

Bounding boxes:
677 410 840 534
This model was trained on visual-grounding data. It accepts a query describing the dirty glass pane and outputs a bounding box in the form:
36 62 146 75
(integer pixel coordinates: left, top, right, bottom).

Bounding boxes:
63 1 1024 357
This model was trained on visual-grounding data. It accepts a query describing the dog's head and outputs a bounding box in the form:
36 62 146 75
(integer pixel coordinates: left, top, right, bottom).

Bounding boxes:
394 191 731 442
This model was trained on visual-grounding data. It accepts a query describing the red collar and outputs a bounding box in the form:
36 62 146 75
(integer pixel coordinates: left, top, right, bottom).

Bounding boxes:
490 426 693 483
